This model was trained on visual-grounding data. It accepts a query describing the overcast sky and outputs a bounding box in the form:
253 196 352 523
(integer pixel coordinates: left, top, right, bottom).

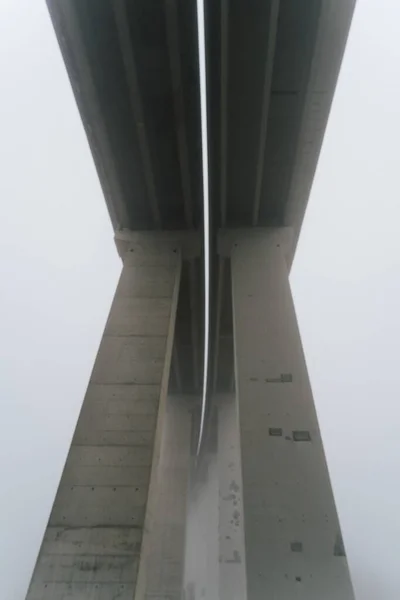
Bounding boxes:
1 1 400 599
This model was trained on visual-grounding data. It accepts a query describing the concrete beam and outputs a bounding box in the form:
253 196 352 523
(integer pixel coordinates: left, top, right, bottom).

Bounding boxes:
220 0 229 226
252 0 280 225
46 0 130 230
284 0 356 263
165 0 194 228
112 0 162 228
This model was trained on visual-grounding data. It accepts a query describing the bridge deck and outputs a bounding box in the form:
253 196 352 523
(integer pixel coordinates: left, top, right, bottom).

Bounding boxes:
47 0 355 392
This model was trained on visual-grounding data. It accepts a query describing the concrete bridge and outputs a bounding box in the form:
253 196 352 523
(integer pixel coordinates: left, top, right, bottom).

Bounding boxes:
26 1 356 598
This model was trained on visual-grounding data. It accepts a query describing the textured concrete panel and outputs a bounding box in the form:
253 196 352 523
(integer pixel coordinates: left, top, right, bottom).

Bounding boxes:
74 413 156 434
84 383 160 410
32 553 139 583
42 527 142 556
66 445 152 467
72 430 154 446
50 486 147 527
105 297 171 336
231 231 355 600
91 336 166 385
62 465 150 487
117 265 176 298
27 582 135 600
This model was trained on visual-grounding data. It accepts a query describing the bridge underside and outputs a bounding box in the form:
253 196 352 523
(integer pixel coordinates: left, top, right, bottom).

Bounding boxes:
26 1 356 599
46 0 354 395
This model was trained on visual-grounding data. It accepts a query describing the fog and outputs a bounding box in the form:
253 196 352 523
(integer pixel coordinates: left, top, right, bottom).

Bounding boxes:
0 1 399 598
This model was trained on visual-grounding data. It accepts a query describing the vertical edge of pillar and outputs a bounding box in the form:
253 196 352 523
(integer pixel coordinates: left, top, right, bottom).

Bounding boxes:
217 393 247 600
133 250 182 599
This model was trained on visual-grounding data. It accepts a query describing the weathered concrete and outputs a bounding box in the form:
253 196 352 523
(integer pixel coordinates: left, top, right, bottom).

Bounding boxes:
134 395 193 598
218 394 247 600
183 407 220 600
26 242 181 600
230 230 355 600
181 394 246 599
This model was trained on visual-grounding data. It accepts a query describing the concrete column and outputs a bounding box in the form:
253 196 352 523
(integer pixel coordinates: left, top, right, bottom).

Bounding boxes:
230 230 355 600
26 238 181 600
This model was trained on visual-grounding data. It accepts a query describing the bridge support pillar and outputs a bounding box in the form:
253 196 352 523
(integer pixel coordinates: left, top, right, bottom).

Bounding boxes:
26 236 182 600
229 229 354 599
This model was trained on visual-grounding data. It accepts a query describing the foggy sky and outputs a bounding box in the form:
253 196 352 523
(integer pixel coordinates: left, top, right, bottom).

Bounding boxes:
1 1 399 598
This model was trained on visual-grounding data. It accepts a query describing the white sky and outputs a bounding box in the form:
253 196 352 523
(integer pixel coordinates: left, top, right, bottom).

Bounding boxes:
1 1 400 599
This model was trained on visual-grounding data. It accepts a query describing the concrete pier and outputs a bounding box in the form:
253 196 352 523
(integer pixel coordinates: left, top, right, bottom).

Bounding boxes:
26 240 181 599
230 230 354 599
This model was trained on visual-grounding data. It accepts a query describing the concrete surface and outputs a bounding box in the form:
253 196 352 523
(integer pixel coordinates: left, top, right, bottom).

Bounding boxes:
231 230 355 599
25 231 356 598
26 242 181 599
